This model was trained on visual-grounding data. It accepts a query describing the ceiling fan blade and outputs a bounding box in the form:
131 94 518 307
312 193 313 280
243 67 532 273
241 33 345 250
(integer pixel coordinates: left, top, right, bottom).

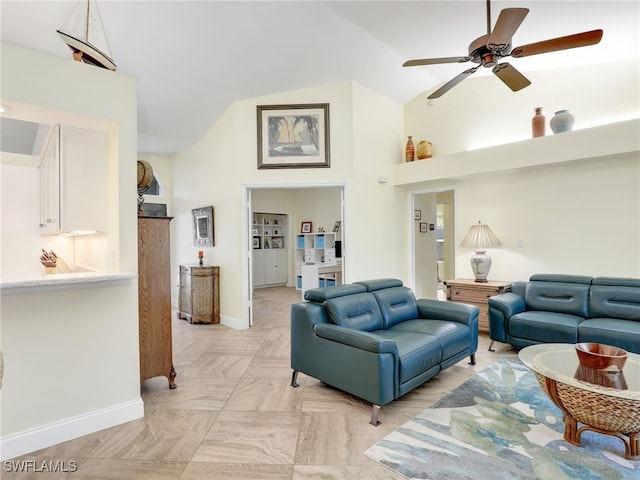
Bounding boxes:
403 56 470 67
492 62 531 92
488 8 529 50
511 29 603 58
427 66 480 99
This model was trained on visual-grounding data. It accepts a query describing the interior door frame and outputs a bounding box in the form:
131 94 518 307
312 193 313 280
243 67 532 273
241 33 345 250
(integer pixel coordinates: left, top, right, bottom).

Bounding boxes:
242 182 348 328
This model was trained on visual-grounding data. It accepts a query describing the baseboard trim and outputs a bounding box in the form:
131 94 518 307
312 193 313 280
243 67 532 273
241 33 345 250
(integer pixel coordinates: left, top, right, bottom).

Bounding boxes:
0 398 144 461
221 314 247 330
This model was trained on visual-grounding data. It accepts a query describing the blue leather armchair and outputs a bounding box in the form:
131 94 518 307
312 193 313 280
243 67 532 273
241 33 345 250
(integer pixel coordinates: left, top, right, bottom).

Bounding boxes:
290 278 479 425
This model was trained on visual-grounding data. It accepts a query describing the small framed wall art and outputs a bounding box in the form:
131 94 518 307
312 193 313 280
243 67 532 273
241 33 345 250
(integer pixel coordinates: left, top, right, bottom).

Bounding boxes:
419 222 428 233
301 221 312 233
192 206 214 247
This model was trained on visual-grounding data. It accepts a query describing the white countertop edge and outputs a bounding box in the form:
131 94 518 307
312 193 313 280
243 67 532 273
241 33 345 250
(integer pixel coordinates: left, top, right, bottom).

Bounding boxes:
0 272 138 292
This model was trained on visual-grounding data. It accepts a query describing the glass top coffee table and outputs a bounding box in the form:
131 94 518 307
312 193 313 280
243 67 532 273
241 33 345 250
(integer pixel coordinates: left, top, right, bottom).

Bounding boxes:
519 343 640 460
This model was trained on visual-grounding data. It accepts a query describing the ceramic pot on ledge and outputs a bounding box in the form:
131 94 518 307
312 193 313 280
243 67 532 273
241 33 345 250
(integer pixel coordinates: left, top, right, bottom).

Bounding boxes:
550 109 575 134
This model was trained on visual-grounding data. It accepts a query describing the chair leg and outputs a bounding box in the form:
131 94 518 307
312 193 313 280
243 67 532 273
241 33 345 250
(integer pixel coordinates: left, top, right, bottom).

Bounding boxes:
370 404 382 426
489 340 495 352
290 370 299 388
468 354 476 365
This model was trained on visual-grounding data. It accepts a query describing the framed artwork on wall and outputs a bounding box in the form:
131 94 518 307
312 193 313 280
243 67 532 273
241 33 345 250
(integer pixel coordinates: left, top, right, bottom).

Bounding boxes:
419 222 428 233
414 210 421 220
192 206 214 247
257 103 330 169
301 221 312 233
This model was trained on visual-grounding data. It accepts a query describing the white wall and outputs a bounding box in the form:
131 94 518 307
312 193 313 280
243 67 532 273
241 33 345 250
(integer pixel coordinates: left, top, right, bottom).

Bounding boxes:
404 59 640 282
170 81 405 327
405 59 640 156
0 42 140 459
455 155 639 280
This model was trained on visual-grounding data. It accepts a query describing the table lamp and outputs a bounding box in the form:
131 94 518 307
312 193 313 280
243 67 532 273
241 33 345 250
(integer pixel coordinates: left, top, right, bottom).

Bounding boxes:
460 221 501 283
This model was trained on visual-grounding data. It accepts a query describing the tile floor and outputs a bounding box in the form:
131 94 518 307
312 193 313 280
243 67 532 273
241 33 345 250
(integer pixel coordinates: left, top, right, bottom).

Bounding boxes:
6 286 519 479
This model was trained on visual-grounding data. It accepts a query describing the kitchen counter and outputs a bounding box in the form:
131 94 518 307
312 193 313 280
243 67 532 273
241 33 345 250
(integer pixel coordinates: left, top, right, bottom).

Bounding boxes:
0 271 137 292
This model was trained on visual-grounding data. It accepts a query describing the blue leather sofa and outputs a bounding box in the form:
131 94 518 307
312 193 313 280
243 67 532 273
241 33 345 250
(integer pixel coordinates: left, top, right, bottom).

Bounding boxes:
488 274 640 354
290 278 479 425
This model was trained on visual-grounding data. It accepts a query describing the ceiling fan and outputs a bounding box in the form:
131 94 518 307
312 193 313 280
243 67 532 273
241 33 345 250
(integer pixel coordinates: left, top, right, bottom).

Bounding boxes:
403 0 603 99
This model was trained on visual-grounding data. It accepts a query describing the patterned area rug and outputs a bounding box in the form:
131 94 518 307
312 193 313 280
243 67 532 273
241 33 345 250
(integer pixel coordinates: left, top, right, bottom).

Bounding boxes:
365 358 639 480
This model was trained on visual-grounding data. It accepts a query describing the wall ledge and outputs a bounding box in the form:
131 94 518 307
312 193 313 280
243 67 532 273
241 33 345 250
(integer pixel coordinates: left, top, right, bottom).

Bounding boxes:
393 119 640 187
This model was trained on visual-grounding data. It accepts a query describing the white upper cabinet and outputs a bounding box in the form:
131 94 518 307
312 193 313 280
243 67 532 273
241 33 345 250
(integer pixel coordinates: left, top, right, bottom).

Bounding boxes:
39 125 108 235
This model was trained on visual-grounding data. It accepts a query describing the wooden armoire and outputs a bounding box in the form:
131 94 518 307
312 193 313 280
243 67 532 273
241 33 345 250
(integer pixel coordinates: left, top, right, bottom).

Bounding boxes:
138 216 176 389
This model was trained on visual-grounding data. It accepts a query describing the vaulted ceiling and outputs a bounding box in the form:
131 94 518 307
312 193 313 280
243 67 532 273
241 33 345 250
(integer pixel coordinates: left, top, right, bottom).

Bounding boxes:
1 1 638 155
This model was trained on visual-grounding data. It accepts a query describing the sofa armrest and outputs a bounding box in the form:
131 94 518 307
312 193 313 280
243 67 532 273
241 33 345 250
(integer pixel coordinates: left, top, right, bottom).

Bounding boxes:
488 292 526 317
313 323 399 356
416 298 479 328
487 292 526 343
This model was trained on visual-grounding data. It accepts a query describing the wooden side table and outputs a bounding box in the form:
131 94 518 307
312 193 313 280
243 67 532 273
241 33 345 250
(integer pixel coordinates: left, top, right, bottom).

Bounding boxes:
178 265 220 324
444 278 511 331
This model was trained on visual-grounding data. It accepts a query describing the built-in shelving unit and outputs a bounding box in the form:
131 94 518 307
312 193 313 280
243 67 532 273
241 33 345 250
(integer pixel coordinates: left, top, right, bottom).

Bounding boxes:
393 119 639 187
295 232 339 290
252 213 288 288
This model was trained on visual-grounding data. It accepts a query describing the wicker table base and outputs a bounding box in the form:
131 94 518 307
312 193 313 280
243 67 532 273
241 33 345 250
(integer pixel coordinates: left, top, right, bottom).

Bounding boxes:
536 373 640 460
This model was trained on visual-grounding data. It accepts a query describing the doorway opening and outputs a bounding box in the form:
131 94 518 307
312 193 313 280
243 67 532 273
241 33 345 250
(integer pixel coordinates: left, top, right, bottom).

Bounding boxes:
244 184 347 327
410 188 455 300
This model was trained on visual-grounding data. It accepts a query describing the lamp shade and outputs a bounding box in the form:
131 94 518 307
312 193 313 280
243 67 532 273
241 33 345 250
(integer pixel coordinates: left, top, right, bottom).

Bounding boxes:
460 221 501 248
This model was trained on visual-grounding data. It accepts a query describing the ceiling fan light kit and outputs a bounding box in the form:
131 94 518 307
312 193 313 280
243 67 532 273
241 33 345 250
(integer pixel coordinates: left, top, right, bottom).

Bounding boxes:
403 1 603 100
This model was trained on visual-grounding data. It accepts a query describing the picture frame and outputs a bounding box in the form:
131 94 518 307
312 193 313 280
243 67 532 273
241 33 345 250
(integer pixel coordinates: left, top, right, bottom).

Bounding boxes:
271 237 283 249
257 103 330 169
301 221 312 233
333 220 341 233
253 236 261 249
419 222 428 233
192 206 214 247
414 210 421 220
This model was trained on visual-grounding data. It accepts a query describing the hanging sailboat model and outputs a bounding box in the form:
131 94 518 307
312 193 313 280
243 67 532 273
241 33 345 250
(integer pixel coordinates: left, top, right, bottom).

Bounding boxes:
57 0 116 71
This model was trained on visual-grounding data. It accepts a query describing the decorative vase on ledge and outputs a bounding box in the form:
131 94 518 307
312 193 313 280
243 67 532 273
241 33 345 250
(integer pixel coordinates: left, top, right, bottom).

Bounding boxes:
417 140 432 159
531 107 545 138
405 136 415 162
550 109 575 134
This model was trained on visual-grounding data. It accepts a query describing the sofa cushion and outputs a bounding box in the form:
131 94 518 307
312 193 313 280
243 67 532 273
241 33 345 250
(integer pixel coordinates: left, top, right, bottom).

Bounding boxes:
529 274 592 285
389 319 470 361
371 286 418 328
509 311 583 343
592 277 640 288
589 283 640 321
304 284 367 303
525 281 590 317
371 330 441 384
578 318 640 354
324 292 383 331
355 278 404 291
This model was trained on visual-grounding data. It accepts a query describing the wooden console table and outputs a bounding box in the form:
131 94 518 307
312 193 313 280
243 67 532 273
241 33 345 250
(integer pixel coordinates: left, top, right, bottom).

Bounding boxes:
444 278 511 331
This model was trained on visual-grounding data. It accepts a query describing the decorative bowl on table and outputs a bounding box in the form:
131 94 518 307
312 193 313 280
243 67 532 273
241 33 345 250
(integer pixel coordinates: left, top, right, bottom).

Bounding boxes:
575 342 628 371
